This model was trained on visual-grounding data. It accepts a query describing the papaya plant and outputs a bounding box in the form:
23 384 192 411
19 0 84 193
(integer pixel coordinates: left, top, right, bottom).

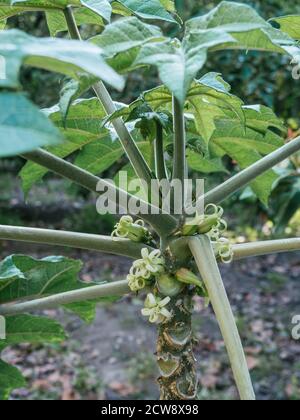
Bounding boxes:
0 0 300 400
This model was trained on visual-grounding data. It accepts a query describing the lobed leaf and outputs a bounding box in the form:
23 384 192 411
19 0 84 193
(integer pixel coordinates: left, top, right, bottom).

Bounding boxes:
135 32 235 106
20 98 109 193
0 29 124 91
185 1 299 57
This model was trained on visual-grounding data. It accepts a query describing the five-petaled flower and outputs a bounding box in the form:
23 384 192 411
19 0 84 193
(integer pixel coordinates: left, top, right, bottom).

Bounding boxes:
127 248 165 292
141 293 172 324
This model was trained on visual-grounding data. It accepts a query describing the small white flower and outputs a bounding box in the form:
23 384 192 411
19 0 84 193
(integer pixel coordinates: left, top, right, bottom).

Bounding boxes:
111 216 150 243
212 237 233 264
141 248 164 274
127 273 146 292
141 293 172 324
126 249 165 292
111 215 134 239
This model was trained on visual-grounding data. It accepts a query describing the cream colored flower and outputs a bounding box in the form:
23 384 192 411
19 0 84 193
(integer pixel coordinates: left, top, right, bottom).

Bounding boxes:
182 204 227 236
111 215 134 238
127 249 165 292
111 216 151 243
127 273 146 292
212 237 234 264
141 293 172 324
140 248 164 274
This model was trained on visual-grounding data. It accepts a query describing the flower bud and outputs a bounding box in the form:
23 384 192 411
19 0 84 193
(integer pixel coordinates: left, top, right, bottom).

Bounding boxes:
112 216 152 243
175 268 203 288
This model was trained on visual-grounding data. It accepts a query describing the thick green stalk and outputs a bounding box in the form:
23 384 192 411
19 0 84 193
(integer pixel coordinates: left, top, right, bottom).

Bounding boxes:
188 136 300 211
63 5 155 189
172 96 187 213
157 290 197 400
154 122 168 181
189 236 255 401
169 237 300 266
0 280 129 316
21 149 178 237
232 238 300 260
0 225 152 259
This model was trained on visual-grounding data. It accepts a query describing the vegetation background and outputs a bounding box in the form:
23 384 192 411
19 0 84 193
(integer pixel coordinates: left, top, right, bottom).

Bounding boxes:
0 0 300 400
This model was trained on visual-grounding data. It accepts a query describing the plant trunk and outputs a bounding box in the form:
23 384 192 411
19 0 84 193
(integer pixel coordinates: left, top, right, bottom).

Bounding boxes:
156 291 198 400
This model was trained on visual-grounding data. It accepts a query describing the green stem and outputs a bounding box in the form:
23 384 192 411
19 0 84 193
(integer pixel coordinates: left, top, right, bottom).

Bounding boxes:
157 290 197 400
0 225 152 259
63 5 155 189
21 149 178 237
154 122 168 181
189 236 255 401
172 96 187 213
0 280 129 316
232 238 300 260
189 136 300 211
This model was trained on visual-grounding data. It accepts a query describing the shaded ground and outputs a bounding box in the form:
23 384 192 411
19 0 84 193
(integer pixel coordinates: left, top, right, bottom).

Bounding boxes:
1 242 300 401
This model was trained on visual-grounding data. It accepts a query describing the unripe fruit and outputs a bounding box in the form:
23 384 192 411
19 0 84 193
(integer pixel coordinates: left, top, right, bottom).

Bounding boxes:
157 274 184 297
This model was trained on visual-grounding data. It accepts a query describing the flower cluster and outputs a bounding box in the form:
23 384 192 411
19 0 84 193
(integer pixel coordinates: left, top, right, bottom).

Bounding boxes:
141 293 172 324
127 248 165 292
182 204 226 236
182 204 233 263
111 215 152 243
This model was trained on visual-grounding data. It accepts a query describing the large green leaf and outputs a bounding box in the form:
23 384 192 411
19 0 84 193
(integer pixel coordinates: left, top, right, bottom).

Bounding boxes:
81 0 112 22
0 0 70 23
0 314 66 349
0 255 106 321
135 32 235 105
135 1 299 102
47 97 107 134
107 73 245 143
209 120 284 205
0 29 124 90
185 1 298 56
0 360 25 400
186 74 245 143
270 15 300 40
91 16 163 57
20 129 101 195
90 17 164 73
45 7 104 36
21 99 130 190
3 0 177 22
135 0 300 103
0 254 118 320
0 92 62 158
112 0 177 23
0 1 93 34
187 150 226 174
239 105 286 134
74 137 124 174
0 255 83 303
0 314 66 399
10 0 77 7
